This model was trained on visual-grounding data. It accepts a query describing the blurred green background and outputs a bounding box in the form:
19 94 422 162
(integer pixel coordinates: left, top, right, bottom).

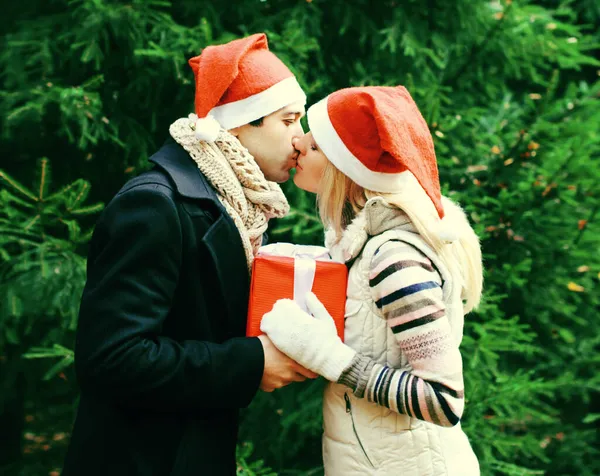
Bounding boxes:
1 0 599 474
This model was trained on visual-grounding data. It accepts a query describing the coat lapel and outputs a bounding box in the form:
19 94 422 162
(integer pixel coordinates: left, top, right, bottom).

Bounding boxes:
150 140 250 340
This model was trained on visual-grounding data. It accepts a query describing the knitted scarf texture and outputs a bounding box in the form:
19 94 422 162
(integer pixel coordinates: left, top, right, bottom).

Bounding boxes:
169 114 290 269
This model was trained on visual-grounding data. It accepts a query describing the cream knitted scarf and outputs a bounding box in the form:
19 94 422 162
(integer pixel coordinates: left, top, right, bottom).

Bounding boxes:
169 114 290 269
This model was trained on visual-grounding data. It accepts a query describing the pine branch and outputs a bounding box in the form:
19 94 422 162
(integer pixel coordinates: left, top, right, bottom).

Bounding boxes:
37 158 49 201
0 170 38 202
443 3 514 86
573 196 599 245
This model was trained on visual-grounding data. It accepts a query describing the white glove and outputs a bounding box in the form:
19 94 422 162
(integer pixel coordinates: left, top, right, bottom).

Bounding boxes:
260 292 356 382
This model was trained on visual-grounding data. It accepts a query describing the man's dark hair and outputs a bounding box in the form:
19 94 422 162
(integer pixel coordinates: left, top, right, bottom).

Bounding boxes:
249 116 264 127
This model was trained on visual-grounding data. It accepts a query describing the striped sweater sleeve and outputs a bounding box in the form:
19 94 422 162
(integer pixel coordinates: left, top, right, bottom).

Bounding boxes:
337 240 465 428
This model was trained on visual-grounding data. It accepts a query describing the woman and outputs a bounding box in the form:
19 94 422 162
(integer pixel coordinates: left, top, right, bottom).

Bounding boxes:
260 86 483 475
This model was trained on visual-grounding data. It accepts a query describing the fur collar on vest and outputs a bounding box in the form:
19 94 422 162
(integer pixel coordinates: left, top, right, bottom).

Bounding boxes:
325 197 418 263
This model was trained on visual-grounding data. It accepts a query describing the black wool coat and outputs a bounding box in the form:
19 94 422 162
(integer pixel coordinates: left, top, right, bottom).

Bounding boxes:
62 140 265 476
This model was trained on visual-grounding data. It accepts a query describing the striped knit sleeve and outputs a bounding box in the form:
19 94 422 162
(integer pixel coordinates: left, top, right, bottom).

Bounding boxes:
337 240 465 428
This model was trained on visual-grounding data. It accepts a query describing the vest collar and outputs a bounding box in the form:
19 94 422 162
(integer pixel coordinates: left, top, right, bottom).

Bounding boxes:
326 197 417 263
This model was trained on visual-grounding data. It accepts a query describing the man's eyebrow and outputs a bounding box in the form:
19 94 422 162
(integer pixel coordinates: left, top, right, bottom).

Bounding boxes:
282 110 305 117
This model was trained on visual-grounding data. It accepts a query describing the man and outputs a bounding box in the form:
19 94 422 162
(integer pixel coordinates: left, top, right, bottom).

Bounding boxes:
62 33 315 476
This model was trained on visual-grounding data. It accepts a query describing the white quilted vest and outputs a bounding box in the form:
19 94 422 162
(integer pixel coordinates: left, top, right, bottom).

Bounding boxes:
321 198 479 476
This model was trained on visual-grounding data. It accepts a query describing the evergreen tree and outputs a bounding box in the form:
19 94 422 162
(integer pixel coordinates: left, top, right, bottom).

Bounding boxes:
0 160 101 470
1 0 598 474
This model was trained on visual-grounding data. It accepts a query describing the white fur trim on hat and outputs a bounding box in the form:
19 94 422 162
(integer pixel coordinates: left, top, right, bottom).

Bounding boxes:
209 76 306 130
308 96 412 193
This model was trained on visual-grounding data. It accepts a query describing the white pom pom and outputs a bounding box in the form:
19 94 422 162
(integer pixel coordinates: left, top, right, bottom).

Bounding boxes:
438 217 460 244
438 229 460 244
194 115 221 142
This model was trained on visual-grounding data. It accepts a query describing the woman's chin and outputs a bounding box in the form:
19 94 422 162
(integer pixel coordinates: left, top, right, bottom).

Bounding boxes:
292 173 303 189
293 173 316 193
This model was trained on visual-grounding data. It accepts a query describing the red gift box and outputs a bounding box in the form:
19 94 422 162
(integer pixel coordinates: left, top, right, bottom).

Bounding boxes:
246 243 348 341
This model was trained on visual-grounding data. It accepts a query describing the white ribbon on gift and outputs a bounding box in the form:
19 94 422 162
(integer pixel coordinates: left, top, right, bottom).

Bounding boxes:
258 243 336 313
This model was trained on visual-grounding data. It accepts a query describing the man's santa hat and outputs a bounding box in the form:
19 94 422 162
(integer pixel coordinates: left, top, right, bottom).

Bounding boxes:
188 33 306 142
307 86 447 220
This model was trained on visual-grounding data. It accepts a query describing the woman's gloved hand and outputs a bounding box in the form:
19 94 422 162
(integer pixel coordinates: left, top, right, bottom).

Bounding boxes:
260 292 356 382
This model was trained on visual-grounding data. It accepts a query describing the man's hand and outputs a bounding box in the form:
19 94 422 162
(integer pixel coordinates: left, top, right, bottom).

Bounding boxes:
258 335 318 392
260 293 356 382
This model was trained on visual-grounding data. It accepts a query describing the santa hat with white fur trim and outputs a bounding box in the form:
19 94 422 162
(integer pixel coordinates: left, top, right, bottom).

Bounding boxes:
188 33 306 142
307 86 447 220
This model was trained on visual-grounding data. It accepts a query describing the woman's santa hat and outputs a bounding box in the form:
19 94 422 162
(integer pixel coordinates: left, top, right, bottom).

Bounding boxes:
188 33 306 142
307 86 446 220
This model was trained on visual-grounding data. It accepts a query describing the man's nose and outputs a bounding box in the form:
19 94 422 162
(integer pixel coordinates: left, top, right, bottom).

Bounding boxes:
291 121 304 140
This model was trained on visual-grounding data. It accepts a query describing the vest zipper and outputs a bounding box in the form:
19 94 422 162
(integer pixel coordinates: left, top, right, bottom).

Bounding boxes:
344 392 375 469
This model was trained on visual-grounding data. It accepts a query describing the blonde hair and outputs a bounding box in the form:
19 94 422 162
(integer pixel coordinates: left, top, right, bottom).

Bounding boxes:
318 161 483 314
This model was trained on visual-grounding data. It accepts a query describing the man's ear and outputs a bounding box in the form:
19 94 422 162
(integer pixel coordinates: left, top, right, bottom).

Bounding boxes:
228 126 241 137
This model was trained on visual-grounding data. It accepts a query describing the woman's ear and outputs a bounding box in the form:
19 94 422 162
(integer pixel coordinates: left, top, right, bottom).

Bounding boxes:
228 127 240 137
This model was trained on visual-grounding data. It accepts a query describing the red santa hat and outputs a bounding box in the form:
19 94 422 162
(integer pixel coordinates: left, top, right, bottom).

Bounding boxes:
188 33 306 141
307 85 445 218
